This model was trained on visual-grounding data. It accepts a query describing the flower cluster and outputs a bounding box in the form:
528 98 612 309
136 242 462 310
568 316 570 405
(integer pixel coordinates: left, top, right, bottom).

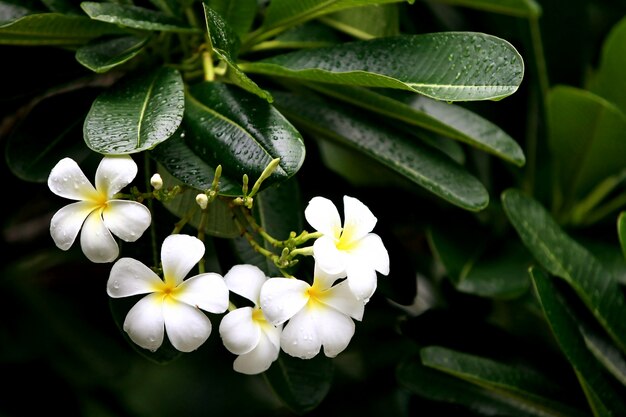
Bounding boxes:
48 156 389 375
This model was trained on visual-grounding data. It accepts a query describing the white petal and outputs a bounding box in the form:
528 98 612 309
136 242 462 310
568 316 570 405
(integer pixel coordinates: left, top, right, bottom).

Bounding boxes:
351 234 390 275
346 261 378 302
161 234 204 286
280 310 321 359
320 280 364 321
219 307 260 355
313 236 346 275
233 331 280 375
102 201 151 242
95 155 137 197
123 293 165 352
260 278 309 326
175 273 229 313
314 306 356 358
304 196 342 239
313 262 345 290
80 209 119 263
49 201 95 250
223 264 268 304
263 322 283 351
163 300 212 352
107 257 162 298
48 157 98 201
342 195 377 244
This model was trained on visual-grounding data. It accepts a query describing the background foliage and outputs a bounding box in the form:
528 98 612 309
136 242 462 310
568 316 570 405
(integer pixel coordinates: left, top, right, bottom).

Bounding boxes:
2 0 626 416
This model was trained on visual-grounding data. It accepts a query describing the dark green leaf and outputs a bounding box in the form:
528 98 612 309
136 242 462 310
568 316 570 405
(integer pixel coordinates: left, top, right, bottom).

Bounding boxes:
250 21 342 52
420 346 587 417
428 0 541 17
81 2 199 33
84 67 185 154
619 212 626 261
309 84 525 165
579 324 626 387
75 35 149 73
264 353 334 415
547 86 626 204
204 0 256 38
530 268 626 416
203 4 272 102
502 189 626 354
0 12 126 45
147 0 181 17
243 32 524 102
320 4 399 40
272 90 489 211
183 82 305 187
41 0 82 14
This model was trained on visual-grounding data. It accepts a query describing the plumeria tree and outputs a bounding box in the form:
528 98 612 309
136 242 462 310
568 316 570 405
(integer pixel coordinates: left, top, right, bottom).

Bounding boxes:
3 0 626 416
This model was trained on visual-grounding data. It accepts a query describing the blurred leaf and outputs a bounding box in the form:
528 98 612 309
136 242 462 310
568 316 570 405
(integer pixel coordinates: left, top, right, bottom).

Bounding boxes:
75 35 150 73
81 2 199 33
502 189 626 354
589 15 626 116
205 0 256 38
310 84 525 166
320 4 399 40
428 0 541 17
84 67 185 154
40 0 82 14
547 86 626 204
183 82 305 187
147 0 181 17
253 21 342 51
0 12 126 45
619 212 626 261
579 324 626 387
0 1 33 23
530 268 626 416
150 132 240 196
420 346 586 417
272 90 489 211
243 32 524 102
264 353 334 415
203 4 272 102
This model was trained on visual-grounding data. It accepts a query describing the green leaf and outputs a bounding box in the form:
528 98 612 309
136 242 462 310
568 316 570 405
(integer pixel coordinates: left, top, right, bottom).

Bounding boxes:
84 67 185 155
547 86 626 204
183 82 305 188
264 353 334 414
420 346 587 417
619 212 626 261
203 4 272 102
320 4 399 40
149 132 240 196
242 32 524 102
147 0 181 17
272 90 489 211
80 2 199 33
0 2 32 23
75 35 150 73
204 0 256 38
579 324 626 387
530 268 626 416
309 84 525 165
501 189 626 354
252 21 342 51
41 0 83 14
428 0 541 17
0 12 126 45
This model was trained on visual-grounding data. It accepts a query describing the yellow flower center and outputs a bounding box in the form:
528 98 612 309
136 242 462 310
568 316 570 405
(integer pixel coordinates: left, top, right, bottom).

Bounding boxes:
336 226 358 251
306 283 327 310
154 280 180 302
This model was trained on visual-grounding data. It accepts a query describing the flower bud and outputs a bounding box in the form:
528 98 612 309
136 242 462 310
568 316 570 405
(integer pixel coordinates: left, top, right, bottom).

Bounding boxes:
150 173 163 190
196 193 209 210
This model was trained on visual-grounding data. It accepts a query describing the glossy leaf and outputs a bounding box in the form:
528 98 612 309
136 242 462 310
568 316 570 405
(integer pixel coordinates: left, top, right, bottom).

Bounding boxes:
547 86 626 203
84 67 185 155
309 84 525 165
619 212 626 261
320 4 399 40
264 353 334 414
75 35 149 73
149 132 240 196
530 268 626 416
502 189 626 353
205 0 256 38
272 90 489 211
243 32 524 102
203 4 272 101
428 0 541 17
81 2 199 33
421 346 587 417
183 82 305 187
0 12 125 45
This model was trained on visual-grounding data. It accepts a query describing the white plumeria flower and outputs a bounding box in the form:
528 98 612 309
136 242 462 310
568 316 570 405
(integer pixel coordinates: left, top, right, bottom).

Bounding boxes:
107 234 229 353
305 195 389 302
219 264 282 374
259 264 364 360
48 156 151 263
